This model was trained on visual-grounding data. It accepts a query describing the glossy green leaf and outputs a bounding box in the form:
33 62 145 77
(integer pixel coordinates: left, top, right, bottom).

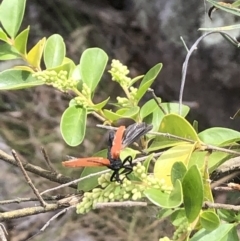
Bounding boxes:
198 127 240 146
14 26 29 55
188 151 231 173
140 99 160 119
78 149 108 191
27 38 46 68
92 97 110 110
171 161 187 185
80 48 108 92
143 154 154 173
200 211 220 231
136 63 162 101
154 143 195 186
157 208 180 220
0 0 26 37
0 43 21 60
44 34 66 68
182 165 203 222
217 209 238 223
149 113 200 151
190 223 237 241
103 106 139 121
171 209 187 226
60 106 87 146
129 75 144 86
144 179 183 208
207 0 240 17
0 27 8 42
0 69 43 90
48 59 75 78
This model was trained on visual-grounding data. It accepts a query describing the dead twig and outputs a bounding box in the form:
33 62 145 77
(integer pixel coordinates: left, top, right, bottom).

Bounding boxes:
148 88 167 115
0 195 67 205
41 147 57 173
94 201 148 209
0 223 8 241
0 149 77 189
12 150 48 207
204 201 240 211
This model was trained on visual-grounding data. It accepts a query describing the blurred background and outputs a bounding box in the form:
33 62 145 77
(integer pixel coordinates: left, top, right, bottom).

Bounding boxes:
1 0 240 240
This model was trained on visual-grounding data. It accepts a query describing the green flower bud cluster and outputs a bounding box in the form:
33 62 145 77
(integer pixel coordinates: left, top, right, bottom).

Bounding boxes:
76 162 170 214
81 83 91 99
33 70 78 92
172 221 190 241
129 87 138 101
109 59 131 86
159 237 172 241
74 96 89 108
116 96 129 107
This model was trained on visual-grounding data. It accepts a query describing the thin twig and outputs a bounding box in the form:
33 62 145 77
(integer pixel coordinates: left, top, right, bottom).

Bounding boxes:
0 223 8 241
40 153 163 195
0 195 67 205
12 150 48 207
203 201 240 211
94 201 147 209
213 186 237 192
148 88 167 115
0 195 81 221
179 31 234 115
0 149 77 189
211 171 240 189
26 205 76 241
41 147 57 173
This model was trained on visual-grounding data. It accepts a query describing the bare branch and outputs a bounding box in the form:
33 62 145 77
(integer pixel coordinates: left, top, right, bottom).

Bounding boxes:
0 223 8 241
0 195 67 205
27 205 76 241
0 195 81 221
148 88 167 115
12 150 48 207
41 147 57 173
94 201 148 209
204 201 240 211
0 149 77 189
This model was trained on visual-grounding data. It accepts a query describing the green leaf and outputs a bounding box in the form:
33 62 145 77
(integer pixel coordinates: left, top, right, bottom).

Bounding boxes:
27 38 46 68
0 43 21 60
14 26 29 55
188 151 231 173
103 106 139 121
136 63 162 102
154 143 196 186
217 209 238 223
143 154 154 173
182 165 203 222
206 0 240 17
171 162 187 185
143 100 190 131
198 127 240 146
44 34 66 68
157 208 178 220
190 223 237 241
0 69 43 90
149 113 200 151
0 27 8 42
200 211 220 231
0 0 26 37
80 48 108 92
78 149 108 191
92 97 110 110
171 209 187 226
60 106 87 146
144 179 183 208
140 98 160 119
